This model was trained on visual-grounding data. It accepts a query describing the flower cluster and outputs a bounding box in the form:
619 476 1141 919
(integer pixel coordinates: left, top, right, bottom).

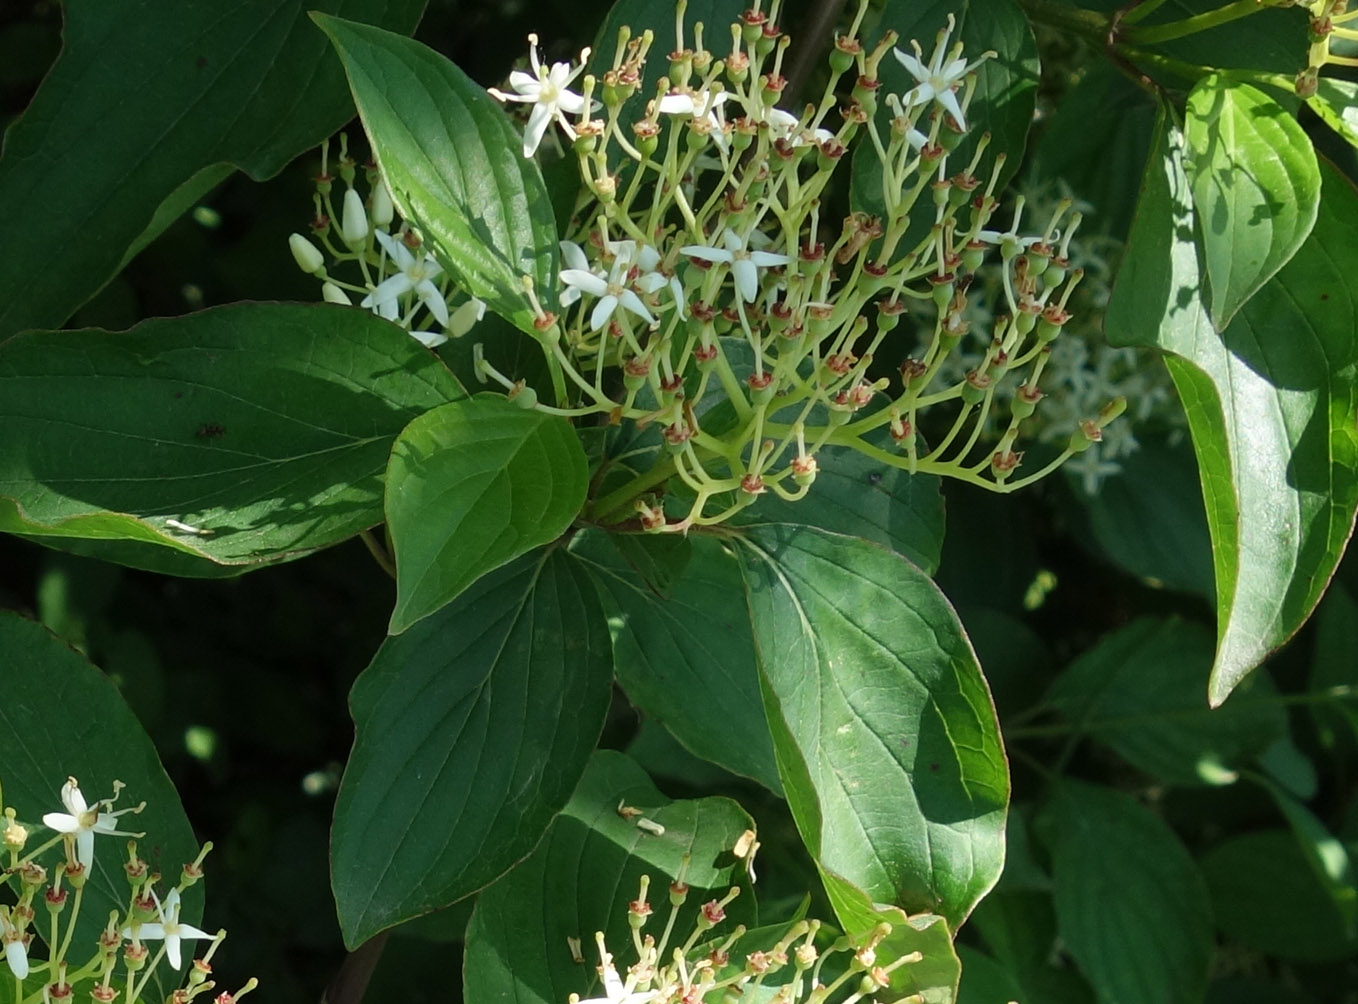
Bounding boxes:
926 181 1183 493
1296 0 1358 96
1 777 256 1004
288 133 486 348
568 873 932 1004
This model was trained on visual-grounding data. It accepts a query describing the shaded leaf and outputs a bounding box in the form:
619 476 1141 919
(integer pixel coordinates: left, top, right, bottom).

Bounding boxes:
0 303 462 568
330 549 613 948
0 0 423 338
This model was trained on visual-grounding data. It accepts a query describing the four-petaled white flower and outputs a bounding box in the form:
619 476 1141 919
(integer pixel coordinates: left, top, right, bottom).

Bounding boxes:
488 34 590 157
122 888 213 971
680 229 790 303
42 777 141 870
560 244 657 331
576 953 658 1004
362 230 449 330
656 86 730 146
607 240 686 319
893 16 987 131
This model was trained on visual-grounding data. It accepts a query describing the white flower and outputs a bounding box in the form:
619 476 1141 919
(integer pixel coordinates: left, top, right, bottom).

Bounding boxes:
42 777 141 870
680 229 790 303
1 911 27 980
561 246 656 331
893 17 987 131
764 107 835 147
558 241 598 308
606 240 686 319
576 949 658 1004
488 34 590 157
122 888 213 971
657 86 730 146
362 230 449 328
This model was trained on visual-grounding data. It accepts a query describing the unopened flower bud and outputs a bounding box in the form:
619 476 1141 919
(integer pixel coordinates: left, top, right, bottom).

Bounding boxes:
370 181 395 228
288 233 326 275
449 298 487 338
340 188 369 249
322 282 352 305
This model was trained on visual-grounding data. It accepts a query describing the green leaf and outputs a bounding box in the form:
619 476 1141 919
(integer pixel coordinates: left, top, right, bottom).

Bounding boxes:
1047 780 1213 1004
852 0 1039 219
384 394 588 632
0 610 203 958
1106 111 1358 705
330 549 613 949
314 14 560 335
463 750 755 1004
740 448 946 574
570 529 781 793
1308 78 1358 151
956 946 1027 1004
0 303 461 567
1183 76 1320 327
1311 582 1358 747
1045 618 1286 786
820 871 962 1004
0 0 423 339
1200 830 1355 962
735 524 1008 929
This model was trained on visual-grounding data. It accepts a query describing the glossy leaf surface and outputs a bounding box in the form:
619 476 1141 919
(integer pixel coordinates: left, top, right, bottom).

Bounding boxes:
316 14 561 333
385 394 587 632
331 550 613 948
0 303 462 567
1183 75 1319 327
736 524 1008 929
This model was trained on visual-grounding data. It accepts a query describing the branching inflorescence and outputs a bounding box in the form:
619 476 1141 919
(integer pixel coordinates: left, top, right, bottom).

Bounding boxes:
292 0 1126 531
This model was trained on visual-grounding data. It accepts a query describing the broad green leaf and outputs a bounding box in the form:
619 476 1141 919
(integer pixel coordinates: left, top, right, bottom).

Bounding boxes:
736 524 1008 929
0 611 202 959
1106 112 1358 705
0 303 462 568
1045 618 1285 786
1047 780 1213 1004
1248 771 1358 938
820 871 962 1004
314 14 560 335
330 549 613 949
1200 830 1355 962
1183 76 1320 327
956 946 1026 1004
852 0 1039 220
1308 78 1358 151
570 529 780 792
1311 582 1358 747
384 394 588 632
463 750 755 1004
0 0 423 339
740 448 946 574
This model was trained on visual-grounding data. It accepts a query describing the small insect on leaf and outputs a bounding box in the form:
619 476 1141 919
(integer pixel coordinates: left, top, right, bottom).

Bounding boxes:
196 422 226 440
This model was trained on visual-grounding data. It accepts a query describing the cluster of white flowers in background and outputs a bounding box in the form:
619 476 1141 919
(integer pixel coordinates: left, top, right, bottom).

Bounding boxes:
928 181 1183 493
1 777 256 1004
287 134 486 348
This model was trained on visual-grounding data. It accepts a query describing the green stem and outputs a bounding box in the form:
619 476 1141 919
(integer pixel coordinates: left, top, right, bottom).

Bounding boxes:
1124 0 1279 45
1014 0 1111 43
587 455 680 524
359 529 396 580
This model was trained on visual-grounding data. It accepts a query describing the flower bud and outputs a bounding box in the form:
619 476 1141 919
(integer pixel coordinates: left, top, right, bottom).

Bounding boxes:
288 233 326 275
340 188 369 249
370 181 395 228
321 282 352 305
448 298 487 338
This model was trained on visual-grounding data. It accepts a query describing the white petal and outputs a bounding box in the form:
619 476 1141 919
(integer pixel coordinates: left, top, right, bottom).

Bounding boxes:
560 241 590 271
679 245 732 264
166 934 184 970
164 889 182 913
372 229 414 269
523 103 554 157
5 938 29 980
77 829 95 869
127 923 167 940
617 290 655 325
63 780 88 815
733 259 758 303
636 273 667 293
722 229 745 253
556 89 587 114
560 269 608 296
938 88 967 130
590 294 619 331
508 70 540 94
749 250 790 267
92 813 124 834
657 92 696 115
560 286 582 307
668 277 687 319
415 280 449 327
42 812 81 833
410 329 449 348
893 48 928 81
178 923 214 941
361 273 415 311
